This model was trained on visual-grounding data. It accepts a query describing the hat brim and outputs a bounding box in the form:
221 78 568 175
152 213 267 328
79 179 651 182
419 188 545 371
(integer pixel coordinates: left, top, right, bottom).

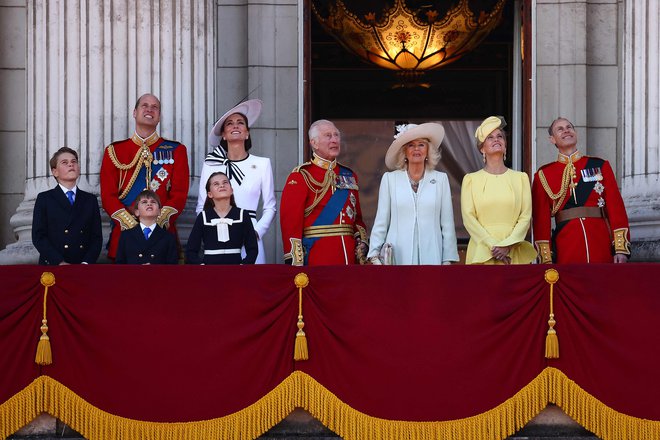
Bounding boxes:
384 123 445 170
208 99 263 147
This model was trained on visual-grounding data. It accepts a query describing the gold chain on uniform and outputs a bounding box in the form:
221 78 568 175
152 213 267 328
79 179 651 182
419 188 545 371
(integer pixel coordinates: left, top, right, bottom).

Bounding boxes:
300 168 336 217
538 161 577 216
107 144 153 200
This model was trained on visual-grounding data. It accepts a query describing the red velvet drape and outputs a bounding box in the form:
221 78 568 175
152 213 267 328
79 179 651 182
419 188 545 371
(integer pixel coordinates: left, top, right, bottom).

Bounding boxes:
1 264 658 424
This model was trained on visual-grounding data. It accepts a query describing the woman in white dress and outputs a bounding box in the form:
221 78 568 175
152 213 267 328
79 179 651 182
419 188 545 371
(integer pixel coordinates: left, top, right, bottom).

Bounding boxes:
368 123 459 265
196 99 276 264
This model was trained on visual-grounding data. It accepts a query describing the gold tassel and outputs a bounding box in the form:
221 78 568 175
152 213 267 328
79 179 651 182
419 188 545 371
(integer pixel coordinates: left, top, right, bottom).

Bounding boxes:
293 273 309 361
544 269 559 359
35 272 56 365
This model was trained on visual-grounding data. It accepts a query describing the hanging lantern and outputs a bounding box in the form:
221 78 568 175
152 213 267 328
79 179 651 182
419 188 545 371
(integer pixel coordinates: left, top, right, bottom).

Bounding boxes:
313 0 507 85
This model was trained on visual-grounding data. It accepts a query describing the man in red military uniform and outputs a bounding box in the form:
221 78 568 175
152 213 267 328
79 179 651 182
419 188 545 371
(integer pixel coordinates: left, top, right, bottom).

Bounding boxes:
100 94 190 260
280 119 368 265
532 117 630 263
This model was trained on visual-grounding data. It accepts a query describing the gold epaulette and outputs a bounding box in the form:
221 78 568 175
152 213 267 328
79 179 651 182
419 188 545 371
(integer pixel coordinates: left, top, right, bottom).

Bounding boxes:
111 208 138 231
156 206 179 229
292 162 312 173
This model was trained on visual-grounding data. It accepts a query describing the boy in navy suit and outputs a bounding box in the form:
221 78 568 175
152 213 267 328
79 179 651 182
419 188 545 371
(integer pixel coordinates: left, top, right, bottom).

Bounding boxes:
32 147 103 265
115 190 178 264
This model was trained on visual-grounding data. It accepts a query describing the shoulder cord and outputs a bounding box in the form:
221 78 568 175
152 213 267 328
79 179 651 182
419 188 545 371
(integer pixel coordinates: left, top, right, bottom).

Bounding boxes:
300 168 336 217
537 161 577 216
107 144 153 200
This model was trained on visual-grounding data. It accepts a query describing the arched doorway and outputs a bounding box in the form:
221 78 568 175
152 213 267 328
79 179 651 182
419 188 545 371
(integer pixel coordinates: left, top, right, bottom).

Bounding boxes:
303 0 533 248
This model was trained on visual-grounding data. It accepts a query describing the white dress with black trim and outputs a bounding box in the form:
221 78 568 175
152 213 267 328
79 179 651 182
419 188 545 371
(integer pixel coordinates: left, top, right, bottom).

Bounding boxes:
196 147 276 264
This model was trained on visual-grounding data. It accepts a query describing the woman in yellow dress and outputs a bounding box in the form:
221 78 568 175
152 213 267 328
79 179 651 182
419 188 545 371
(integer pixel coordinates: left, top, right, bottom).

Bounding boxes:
461 116 537 264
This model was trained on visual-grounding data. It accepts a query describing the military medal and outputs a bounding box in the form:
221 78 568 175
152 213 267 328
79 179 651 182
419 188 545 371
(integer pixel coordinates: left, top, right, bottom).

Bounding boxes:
346 205 355 220
349 193 356 207
581 167 602 182
150 180 161 191
594 181 605 208
156 168 169 181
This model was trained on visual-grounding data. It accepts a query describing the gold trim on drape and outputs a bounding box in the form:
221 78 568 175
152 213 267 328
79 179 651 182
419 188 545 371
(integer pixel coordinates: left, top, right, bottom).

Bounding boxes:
2 369 658 440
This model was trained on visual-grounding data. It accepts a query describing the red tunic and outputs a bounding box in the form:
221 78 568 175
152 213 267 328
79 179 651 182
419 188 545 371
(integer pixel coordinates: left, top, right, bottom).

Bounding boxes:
100 133 190 258
280 156 367 266
532 152 630 263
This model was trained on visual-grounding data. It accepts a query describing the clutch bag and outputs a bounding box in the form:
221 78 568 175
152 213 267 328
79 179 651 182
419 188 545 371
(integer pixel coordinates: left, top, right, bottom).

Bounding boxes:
379 243 394 265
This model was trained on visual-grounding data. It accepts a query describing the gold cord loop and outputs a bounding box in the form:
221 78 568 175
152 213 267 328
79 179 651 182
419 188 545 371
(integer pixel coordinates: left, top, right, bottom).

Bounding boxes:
294 273 310 361
544 268 559 359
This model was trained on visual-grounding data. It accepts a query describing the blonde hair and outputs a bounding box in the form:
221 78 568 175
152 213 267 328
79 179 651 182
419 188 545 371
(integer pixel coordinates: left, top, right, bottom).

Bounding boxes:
393 138 441 171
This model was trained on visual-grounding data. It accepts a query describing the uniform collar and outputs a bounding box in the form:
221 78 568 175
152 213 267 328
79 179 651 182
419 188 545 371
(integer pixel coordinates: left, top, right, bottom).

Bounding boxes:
131 131 160 147
311 153 337 170
557 150 582 164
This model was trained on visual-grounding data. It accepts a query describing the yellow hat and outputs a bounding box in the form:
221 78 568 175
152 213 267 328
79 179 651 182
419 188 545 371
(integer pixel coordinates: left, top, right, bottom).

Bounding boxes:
475 116 507 144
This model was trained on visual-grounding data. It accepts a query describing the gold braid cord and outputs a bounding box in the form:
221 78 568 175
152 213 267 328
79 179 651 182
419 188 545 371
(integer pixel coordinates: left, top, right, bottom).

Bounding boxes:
293 273 310 361
538 162 577 216
299 168 336 217
3 369 658 440
544 269 559 359
107 144 153 200
35 272 56 365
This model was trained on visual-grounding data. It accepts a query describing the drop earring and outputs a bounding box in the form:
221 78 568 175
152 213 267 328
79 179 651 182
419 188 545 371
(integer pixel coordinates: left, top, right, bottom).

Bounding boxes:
482 152 486 163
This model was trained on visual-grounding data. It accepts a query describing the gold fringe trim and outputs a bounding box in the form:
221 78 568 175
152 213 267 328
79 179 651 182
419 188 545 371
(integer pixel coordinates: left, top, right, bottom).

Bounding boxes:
2 370 659 439
1 375 298 440
0 377 43 439
547 368 660 440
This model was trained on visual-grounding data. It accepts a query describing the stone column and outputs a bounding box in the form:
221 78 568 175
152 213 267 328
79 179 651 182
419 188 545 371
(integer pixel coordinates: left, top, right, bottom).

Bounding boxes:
0 0 215 264
621 0 660 261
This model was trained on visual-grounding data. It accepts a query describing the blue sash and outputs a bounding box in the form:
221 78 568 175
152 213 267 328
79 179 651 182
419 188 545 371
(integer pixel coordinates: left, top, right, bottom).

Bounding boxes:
120 140 180 208
301 166 353 264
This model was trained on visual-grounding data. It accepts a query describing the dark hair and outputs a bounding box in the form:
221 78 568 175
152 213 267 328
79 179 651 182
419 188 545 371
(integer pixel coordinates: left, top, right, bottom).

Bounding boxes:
203 172 237 211
49 147 79 170
548 117 573 136
219 112 252 151
133 190 162 210
134 93 161 111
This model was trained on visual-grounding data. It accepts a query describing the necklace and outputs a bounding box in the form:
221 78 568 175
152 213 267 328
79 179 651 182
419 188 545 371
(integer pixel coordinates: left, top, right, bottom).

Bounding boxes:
408 171 423 192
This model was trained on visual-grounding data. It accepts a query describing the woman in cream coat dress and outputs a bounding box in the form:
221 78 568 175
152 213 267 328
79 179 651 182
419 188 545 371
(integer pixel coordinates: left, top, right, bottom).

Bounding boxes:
368 123 459 265
461 116 537 264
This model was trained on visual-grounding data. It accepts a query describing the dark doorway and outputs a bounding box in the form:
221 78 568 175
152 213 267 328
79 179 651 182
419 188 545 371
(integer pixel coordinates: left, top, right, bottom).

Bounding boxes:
305 0 526 250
